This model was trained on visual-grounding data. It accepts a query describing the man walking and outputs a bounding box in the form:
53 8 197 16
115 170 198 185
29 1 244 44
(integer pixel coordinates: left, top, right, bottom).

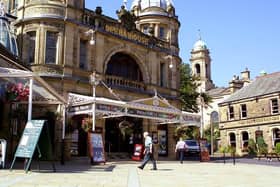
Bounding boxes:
175 137 187 164
138 132 157 170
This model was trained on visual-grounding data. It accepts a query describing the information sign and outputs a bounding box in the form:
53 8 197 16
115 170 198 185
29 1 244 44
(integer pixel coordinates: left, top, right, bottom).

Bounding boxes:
15 120 45 158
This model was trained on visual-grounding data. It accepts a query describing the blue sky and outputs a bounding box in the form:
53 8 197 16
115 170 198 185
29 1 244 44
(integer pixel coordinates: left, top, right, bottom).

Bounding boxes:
85 0 280 87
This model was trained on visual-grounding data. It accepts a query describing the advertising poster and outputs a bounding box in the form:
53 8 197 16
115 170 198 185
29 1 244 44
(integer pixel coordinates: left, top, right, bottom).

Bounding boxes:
158 130 167 156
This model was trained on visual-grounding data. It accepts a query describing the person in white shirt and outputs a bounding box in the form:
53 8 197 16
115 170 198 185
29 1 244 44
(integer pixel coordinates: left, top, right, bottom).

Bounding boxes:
138 132 157 170
175 137 187 164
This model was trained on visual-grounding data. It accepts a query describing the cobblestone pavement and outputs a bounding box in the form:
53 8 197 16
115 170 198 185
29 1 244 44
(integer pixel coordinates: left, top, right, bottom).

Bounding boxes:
0 158 280 187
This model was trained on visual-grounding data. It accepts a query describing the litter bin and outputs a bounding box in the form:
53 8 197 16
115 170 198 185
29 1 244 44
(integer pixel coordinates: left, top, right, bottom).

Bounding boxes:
0 139 7 169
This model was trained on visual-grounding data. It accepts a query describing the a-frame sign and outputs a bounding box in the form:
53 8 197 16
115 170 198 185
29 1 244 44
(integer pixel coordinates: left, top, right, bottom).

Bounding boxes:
10 120 55 173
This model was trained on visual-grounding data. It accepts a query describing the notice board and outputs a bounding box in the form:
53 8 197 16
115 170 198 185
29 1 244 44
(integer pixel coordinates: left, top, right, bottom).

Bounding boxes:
88 133 105 163
15 120 45 158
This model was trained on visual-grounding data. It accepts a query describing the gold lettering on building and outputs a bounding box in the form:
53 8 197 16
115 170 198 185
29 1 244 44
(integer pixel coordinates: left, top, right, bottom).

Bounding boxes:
225 115 280 128
105 25 149 45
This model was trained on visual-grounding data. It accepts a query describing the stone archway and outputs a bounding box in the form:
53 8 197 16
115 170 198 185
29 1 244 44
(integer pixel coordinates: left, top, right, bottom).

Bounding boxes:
105 52 143 82
103 46 150 83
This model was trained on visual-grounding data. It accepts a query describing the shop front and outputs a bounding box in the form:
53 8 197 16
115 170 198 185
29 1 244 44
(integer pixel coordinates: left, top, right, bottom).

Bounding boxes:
67 93 201 159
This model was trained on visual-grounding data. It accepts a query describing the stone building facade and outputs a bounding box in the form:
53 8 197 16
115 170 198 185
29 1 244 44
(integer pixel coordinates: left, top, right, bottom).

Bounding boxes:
189 37 251 138
6 0 183 159
219 72 280 155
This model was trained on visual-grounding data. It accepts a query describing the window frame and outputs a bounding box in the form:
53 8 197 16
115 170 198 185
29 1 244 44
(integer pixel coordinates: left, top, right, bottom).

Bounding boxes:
270 98 279 114
228 106 234 120
45 31 58 64
79 39 88 70
240 104 247 119
26 31 36 64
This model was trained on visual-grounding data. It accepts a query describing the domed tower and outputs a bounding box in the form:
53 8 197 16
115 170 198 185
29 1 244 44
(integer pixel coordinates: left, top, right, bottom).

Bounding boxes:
190 37 214 92
131 0 180 54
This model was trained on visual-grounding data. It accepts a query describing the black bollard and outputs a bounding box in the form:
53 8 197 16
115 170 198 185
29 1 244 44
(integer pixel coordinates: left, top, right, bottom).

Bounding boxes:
223 151 226 164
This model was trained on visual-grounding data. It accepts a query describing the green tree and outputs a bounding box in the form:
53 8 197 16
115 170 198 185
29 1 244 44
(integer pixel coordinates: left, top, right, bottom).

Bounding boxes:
275 142 280 154
247 138 257 156
256 136 268 154
177 63 212 139
179 63 212 112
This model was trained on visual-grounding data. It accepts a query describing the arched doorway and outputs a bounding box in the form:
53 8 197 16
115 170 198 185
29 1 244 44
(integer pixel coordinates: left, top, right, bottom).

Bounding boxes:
229 132 236 148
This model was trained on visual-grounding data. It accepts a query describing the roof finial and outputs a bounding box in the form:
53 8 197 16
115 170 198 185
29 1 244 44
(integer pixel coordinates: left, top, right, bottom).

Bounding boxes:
198 29 202 40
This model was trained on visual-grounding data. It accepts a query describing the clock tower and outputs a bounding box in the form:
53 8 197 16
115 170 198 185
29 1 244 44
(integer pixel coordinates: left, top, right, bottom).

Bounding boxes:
190 37 215 92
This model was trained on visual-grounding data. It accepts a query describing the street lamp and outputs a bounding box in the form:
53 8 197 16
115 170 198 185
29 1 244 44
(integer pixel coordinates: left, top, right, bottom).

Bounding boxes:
89 71 100 131
85 29 96 45
164 55 174 69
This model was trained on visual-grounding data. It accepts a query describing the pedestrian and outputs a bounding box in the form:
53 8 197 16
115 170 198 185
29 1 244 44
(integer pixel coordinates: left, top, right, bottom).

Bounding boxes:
138 132 157 170
175 137 187 164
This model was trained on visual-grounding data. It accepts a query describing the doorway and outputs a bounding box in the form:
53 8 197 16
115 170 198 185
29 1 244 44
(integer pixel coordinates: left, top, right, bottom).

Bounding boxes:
105 117 143 153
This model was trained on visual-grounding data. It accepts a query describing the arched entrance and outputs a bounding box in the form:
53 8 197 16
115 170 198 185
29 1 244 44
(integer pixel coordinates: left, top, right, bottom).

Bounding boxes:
104 53 144 157
106 52 143 82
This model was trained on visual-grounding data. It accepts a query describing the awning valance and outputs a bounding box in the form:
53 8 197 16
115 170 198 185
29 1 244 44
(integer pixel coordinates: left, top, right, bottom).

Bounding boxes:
68 93 201 126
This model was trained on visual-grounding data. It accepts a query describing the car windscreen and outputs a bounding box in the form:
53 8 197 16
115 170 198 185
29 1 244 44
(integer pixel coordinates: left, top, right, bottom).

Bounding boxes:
185 141 198 146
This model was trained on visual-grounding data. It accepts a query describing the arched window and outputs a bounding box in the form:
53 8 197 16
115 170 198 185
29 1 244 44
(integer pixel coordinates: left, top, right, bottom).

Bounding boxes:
241 131 249 149
106 53 143 82
229 132 236 148
195 64 201 75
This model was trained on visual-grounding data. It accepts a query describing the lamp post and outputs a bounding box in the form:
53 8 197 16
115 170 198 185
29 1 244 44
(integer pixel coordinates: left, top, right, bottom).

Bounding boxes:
89 72 100 131
200 93 204 139
210 111 219 155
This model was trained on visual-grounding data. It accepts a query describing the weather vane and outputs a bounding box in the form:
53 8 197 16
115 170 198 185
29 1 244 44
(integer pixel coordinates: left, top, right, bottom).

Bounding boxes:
198 29 202 40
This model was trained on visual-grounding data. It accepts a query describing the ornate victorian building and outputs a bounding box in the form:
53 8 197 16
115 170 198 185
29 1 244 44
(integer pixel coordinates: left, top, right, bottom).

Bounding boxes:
5 0 188 159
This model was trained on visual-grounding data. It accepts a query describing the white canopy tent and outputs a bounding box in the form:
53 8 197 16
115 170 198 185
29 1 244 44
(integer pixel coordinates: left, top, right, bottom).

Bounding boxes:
68 92 201 127
0 67 67 137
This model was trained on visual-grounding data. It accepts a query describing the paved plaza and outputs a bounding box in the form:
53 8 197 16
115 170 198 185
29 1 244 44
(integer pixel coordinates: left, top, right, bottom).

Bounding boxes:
0 158 280 187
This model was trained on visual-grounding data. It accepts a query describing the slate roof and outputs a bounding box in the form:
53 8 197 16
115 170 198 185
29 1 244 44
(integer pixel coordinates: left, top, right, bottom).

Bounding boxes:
207 87 231 98
221 72 280 104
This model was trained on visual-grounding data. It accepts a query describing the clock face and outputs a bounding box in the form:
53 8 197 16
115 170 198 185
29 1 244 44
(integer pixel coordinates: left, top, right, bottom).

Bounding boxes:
153 99 159 106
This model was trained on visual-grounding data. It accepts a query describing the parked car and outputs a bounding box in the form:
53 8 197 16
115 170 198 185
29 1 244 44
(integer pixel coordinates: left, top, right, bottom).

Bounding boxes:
184 139 200 155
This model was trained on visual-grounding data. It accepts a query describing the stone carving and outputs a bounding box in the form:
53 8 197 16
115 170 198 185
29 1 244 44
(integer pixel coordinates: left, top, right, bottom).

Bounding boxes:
116 5 136 31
